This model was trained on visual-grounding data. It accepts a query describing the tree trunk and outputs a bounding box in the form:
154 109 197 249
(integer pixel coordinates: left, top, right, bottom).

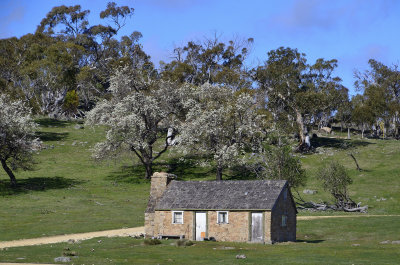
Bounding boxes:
144 161 153 179
347 127 351 139
349 153 362 171
1 159 17 187
361 124 365 139
216 166 223 181
295 108 306 146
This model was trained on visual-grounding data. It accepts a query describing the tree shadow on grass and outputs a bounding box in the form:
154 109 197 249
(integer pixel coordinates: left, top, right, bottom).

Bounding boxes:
35 118 73 128
312 137 374 150
106 165 150 184
0 176 85 195
106 154 216 184
223 165 257 181
35 131 69 141
166 155 215 180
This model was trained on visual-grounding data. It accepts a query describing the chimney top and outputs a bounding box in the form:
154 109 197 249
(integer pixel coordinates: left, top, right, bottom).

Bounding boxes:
151 172 177 179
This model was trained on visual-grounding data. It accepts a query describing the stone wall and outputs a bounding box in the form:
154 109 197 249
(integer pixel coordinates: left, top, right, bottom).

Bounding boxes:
154 210 194 239
144 212 154 236
208 211 249 242
264 211 272 243
270 186 297 242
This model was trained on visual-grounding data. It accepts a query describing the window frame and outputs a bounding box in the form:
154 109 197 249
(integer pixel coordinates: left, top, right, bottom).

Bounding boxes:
283 188 288 200
172 211 184 224
217 211 229 224
281 214 287 227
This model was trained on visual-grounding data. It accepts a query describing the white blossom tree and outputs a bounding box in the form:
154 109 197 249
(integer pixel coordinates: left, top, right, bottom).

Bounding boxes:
178 83 266 180
85 68 184 179
0 95 40 187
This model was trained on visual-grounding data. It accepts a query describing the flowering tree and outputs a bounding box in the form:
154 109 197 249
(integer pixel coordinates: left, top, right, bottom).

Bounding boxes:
178 83 266 180
0 95 40 187
85 68 183 179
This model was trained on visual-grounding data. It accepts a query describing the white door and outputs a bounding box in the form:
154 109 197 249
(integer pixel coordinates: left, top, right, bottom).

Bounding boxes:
251 212 264 242
195 212 207 241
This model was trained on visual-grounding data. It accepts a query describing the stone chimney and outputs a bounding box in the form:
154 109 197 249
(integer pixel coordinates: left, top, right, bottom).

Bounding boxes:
149 172 176 200
144 172 176 237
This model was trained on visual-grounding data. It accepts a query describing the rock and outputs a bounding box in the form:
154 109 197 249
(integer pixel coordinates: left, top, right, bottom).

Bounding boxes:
392 240 400 244
72 141 77 146
223 246 235 250
380 240 390 244
54 257 71 263
67 239 75 244
303 189 317 195
236 254 247 259
74 124 84 130
352 244 360 246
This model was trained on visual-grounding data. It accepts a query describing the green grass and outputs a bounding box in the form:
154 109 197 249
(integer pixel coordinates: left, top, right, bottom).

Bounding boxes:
0 119 399 263
300 136 400 215
1 217 399 264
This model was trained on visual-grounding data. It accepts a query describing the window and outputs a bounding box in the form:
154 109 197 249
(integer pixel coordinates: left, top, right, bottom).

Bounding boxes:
281 215 287 227
172 211 183 224
217 211 228 224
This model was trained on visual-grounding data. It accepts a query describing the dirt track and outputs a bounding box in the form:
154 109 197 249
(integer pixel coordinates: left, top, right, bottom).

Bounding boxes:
0 226 144 249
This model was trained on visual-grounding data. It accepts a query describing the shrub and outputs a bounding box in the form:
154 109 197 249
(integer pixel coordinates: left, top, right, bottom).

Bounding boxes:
175 239 194 247
143 238 161 245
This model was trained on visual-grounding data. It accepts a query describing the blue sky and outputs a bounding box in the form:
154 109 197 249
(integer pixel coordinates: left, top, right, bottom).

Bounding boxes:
1 0 400 95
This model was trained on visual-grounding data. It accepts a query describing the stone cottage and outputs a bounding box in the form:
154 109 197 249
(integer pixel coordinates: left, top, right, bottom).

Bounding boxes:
145 172 297 243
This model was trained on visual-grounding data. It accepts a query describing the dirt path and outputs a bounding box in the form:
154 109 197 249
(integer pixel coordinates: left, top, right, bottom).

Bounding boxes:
0 226 144 249
297 214 400 220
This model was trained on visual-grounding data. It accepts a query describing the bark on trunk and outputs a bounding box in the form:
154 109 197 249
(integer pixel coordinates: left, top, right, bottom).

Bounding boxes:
361 123 365 139
144 161 153 179
295 108 306 146
349 153 362 171
347 127 351 139
1 159 17 187
216 166 223 181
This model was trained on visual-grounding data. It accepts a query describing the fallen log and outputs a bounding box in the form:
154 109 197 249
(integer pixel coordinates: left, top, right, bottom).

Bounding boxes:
298 201 368 213
343 206 368 213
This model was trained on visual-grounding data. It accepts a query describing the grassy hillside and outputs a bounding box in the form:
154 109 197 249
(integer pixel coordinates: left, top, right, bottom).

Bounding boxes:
0 119 399 263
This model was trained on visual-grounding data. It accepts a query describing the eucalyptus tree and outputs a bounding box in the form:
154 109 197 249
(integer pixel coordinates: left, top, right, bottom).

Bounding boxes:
355 59 400 137
0 95 40 187
161 36 253 90
85 67 183 179
178 83 266 180
0 2 152 116
255 47 344 150
351 94 374 138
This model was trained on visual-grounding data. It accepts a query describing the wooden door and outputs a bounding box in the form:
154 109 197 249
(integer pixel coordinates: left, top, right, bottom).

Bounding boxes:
251 212 263 242
195 212 207 241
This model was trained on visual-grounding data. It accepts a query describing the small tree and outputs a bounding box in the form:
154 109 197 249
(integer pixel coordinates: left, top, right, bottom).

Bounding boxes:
0 95 40 187
63 90 79 115
178 83 266 180
258 144 306 189
317 161 353 208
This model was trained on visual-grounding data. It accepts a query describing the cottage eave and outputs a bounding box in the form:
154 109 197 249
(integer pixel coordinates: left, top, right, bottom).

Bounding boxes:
154 208 273 211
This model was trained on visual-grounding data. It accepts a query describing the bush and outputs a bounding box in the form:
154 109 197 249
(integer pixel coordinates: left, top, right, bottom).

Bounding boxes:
143 238 161 245
317 160 353 207
175 239 194 247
